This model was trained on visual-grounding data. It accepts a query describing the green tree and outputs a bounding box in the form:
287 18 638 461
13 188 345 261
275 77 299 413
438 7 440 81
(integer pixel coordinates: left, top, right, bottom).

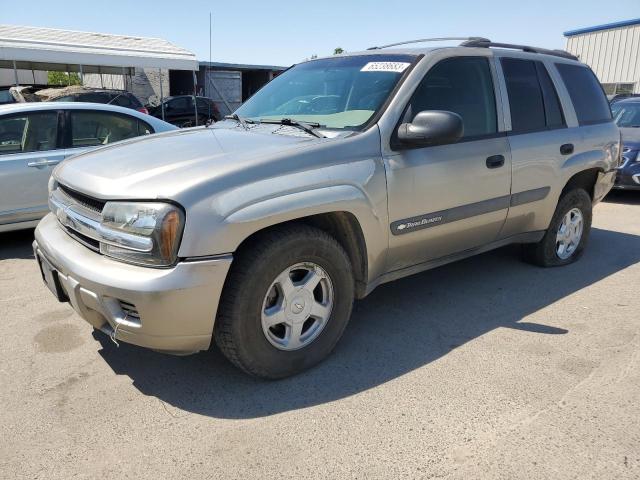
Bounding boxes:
334 47 344 55
47 71 81 86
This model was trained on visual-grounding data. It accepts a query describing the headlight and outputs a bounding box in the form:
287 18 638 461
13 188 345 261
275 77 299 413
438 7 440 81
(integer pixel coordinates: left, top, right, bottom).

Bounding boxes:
99 202 185 267
48 177 58 195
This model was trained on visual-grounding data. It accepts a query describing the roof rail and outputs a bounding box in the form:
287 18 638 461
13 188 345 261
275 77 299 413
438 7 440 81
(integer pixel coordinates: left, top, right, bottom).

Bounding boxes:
367 37 490 50
460 39 578 60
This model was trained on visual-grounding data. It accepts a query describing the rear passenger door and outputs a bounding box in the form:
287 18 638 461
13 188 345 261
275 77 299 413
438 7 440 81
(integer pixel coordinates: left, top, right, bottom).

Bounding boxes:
497 56 578 238
63 109 154 158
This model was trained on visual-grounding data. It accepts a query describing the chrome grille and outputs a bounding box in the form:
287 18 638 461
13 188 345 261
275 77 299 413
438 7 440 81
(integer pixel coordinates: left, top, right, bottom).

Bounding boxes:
50 184 152 254
59 184 105 213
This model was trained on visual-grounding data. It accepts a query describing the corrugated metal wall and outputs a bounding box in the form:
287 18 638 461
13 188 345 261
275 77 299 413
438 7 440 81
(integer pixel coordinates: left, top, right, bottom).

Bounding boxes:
565 24 640 93
204 70 242 116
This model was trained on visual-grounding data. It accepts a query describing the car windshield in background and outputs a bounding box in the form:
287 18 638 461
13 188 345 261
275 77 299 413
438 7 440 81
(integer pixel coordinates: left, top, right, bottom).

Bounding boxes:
234 54 417 130
612 102 640 128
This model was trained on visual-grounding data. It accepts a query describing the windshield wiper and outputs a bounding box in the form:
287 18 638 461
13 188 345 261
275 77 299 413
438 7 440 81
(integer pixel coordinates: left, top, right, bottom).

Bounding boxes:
224 113 255 129
260 118 325 138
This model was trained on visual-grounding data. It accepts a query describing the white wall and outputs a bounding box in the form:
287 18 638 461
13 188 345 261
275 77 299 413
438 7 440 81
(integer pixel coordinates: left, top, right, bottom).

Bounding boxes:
82 68 169 104
565 23 640 93
0 68 48 87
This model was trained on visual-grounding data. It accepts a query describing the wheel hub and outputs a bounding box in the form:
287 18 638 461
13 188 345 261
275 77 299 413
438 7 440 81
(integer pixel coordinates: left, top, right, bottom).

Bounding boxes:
555 207 584 260
261 262 334 351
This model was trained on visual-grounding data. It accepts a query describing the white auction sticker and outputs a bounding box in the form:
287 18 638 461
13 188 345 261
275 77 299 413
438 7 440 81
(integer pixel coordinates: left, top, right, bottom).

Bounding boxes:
360 62 411 73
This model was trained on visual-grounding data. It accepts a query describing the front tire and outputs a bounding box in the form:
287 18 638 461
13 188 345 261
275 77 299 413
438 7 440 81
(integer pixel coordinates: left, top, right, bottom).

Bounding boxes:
215 225 354 379
523 188 592 267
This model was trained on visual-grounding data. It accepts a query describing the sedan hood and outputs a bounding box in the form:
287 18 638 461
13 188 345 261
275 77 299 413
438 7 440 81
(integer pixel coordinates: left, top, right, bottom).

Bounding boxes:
54 124 323 200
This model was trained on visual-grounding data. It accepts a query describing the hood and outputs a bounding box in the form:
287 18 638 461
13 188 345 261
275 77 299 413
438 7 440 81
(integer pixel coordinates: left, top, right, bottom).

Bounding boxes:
621 127 640 150
54 124 327 200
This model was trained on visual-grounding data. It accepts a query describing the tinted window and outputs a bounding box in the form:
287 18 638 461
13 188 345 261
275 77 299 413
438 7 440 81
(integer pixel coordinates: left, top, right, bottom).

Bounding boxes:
111 94 133 108
0 90 15 104
535 63 565 128
70 111 141 147
167 97 190 110
501 58 546 133
556 63 612 125
406 57 497 138
0 112 58 156
76 92 110 104
137 120 154 135
501 58 565 133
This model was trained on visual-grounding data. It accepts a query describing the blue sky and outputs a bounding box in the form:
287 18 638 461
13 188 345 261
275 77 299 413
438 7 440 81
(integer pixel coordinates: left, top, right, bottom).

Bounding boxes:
3 0 637 66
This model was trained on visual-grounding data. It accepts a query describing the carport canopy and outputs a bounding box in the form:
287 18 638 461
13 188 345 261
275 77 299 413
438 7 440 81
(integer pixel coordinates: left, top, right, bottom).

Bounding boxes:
0 24 198 73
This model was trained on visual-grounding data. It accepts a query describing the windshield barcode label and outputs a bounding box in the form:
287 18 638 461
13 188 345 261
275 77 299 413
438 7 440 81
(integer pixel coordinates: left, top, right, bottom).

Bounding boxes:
361 62 411 73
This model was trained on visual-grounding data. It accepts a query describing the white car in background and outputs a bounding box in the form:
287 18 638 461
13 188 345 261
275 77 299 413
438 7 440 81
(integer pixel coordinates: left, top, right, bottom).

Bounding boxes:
0 102 176 232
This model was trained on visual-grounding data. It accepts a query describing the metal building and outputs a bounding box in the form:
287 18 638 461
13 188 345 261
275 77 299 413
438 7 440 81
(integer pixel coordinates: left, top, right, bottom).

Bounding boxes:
169 62 287 117
564 18 640 95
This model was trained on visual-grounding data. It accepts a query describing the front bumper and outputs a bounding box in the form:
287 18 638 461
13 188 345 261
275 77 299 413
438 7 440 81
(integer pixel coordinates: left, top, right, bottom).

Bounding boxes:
34 213 233 353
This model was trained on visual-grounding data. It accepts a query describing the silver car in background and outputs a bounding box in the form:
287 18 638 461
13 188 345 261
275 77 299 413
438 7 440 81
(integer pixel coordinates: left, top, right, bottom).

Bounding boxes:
0 102 176 232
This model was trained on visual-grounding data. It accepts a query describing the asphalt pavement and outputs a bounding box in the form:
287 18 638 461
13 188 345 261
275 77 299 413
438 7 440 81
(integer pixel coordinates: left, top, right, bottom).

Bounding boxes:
1 191 639 479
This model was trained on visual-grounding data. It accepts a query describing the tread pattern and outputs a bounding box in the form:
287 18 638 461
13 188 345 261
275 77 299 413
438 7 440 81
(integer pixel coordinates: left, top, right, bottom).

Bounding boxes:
214 224 352 378
523 188 592 267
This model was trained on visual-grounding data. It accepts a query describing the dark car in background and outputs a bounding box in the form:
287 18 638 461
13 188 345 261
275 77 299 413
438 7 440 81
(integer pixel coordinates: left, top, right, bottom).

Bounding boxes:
41 87 149 114
147 95 220 127
612 98 640 190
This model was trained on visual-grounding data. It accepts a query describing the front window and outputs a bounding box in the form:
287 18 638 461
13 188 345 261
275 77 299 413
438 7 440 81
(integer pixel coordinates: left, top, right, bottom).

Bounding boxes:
612 102 640 128
235 54 417 130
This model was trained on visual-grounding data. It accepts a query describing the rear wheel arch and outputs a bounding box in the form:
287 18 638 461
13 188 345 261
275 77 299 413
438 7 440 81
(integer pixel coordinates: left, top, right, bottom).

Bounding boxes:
561 167 602 200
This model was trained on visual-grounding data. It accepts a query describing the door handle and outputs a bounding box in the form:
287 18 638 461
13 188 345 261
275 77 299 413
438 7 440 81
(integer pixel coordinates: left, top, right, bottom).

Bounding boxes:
27 159 61 168
560 143 574 155
27 160 49 168
486 155 505 169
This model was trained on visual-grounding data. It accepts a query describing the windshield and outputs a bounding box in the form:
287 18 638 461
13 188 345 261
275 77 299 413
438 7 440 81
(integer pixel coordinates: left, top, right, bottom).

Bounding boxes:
612 102 640 128
235 54 416 130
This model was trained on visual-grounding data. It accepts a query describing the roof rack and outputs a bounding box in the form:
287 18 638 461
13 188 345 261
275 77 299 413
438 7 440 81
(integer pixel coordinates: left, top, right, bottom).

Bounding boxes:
367 37 490 50
460 39 578 60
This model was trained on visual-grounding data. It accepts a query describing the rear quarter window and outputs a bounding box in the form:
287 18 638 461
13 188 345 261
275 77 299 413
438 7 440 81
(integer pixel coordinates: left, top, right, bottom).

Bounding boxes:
555 63 612 125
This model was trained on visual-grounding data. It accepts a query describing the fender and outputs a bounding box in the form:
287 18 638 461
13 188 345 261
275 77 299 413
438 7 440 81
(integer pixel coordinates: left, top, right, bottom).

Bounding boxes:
179 159 390 284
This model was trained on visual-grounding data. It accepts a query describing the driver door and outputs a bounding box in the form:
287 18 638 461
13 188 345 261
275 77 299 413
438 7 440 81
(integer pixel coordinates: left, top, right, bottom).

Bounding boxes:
385 56 512 271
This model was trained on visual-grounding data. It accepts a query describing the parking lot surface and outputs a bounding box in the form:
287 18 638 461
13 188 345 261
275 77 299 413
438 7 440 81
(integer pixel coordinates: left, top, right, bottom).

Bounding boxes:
1 192 639 479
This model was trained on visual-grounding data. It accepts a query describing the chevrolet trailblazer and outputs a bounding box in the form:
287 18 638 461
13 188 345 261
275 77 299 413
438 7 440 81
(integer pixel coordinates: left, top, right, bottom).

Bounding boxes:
34 38 620 378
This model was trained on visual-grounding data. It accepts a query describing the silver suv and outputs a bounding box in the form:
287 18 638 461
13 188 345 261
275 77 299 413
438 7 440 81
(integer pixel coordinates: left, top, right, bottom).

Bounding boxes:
34 38 620 378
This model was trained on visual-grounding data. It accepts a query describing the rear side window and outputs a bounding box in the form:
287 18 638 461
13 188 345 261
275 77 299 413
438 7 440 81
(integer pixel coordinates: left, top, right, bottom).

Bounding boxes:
555 63 612 125
76 92 110 104
70 111 142 147
535 63 565 128
111 93 142 109
501 58 565 133
137 120 154 135
406 57 497 138
110 94 132 108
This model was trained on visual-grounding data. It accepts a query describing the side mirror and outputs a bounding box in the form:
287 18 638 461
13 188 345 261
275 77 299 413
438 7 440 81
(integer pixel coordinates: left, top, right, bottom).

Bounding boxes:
397 110 464 147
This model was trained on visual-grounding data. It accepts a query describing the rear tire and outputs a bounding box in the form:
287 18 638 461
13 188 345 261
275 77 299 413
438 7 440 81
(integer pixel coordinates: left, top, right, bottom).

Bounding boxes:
523 188 592 267
215 224 354 379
